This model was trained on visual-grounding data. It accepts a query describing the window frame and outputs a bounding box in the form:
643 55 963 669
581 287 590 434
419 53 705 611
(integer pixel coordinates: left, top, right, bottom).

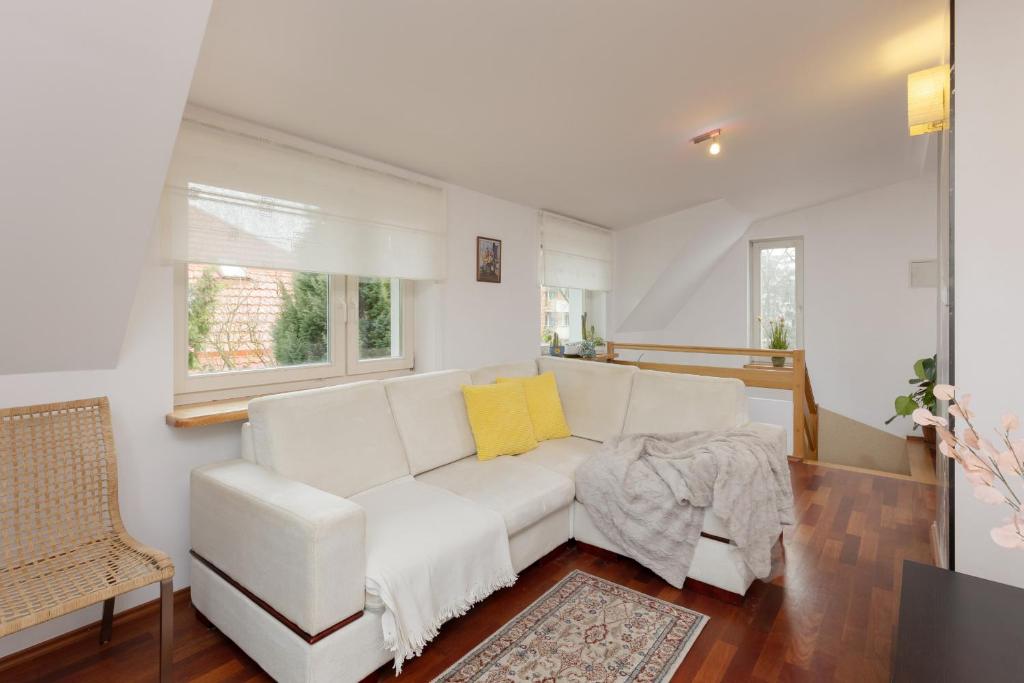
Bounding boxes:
538 284 606 350
749 237 804 353
173 264 414 403
345 276 415 376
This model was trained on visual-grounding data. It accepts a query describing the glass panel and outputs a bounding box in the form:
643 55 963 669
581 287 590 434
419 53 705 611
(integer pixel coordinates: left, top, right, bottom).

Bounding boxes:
540 286 604 344
187 264 329 375
540 286 573 343
758 246 797 347
358 277 401 359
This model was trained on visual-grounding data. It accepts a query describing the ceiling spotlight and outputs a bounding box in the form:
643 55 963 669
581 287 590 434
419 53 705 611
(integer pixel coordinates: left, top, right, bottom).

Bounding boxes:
692 128 722 157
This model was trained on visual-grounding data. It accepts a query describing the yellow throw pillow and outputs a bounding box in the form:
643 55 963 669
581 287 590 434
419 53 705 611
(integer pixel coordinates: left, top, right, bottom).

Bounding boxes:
496 372 571 441
462 382 539 460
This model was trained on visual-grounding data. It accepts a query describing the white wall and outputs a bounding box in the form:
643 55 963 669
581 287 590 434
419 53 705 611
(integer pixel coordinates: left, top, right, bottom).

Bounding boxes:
0 235 241 656
0 2 211 375
613 172 938 441
952 0 1024 588
0 163 542 658
416 186 541 371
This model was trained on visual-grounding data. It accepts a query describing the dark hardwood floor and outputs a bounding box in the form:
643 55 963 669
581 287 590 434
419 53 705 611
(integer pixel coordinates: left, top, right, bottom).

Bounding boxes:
0 461 935 682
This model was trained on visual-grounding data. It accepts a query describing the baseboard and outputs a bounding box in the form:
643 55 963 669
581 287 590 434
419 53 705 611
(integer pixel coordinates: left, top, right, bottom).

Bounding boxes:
800 458 926 482
0 587 190 673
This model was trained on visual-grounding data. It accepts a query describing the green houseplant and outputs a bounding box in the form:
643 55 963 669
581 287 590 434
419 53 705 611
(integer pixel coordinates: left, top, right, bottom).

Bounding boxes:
886 355 938 453
578 312 605 359
761 315 790 367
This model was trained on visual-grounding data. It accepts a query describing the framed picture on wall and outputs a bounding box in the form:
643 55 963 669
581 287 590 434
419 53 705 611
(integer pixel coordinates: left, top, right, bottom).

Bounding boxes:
476 236 502 283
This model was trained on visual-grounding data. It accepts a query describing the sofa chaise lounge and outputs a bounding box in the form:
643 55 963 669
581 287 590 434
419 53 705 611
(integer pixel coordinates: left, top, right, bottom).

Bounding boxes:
189 356 787 683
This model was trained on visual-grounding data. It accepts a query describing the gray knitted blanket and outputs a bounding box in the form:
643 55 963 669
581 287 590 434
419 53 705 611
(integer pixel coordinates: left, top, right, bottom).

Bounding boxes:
575 430 795 588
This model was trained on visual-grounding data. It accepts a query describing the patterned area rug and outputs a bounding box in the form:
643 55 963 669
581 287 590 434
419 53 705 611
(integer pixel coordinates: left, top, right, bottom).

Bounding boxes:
434 570 708 682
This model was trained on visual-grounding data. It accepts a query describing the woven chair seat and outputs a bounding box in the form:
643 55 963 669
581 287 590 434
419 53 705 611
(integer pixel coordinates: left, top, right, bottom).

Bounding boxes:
0 534 173 636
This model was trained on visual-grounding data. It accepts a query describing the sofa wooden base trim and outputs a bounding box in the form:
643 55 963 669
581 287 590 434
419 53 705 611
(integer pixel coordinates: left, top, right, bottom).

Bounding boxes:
189 550 363 644
574 541 748 605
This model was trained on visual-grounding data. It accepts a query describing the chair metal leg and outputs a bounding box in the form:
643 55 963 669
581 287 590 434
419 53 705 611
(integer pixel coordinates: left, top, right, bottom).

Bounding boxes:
159 579 173 683
99 597 114 644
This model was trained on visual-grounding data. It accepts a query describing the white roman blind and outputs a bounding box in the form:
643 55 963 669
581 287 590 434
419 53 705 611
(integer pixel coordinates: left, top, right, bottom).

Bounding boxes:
161 120 447 280
539 211 612 291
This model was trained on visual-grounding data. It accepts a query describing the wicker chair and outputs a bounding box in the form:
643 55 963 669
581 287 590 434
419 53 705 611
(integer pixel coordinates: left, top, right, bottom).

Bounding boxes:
0 397 174 681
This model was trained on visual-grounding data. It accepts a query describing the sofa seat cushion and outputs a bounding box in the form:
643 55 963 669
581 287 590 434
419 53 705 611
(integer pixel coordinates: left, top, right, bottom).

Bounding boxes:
415 456 574 535
350 477 515 669
351 478 511 612
516 436 603 479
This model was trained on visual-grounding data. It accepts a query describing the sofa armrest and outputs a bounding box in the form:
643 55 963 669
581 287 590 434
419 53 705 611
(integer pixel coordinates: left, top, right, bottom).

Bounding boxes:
743 421 790 460
190 459 365 636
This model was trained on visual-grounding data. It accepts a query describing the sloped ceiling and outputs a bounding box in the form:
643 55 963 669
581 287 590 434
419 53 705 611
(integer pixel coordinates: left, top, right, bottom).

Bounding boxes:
614 200 752 333
0 2 212 374
189 0 946 228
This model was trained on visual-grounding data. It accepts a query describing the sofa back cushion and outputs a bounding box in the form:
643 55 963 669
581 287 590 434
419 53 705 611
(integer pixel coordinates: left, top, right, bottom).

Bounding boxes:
536 356 637 442
248 381 410 498
623 370 748 433
471 360 538 385
383 370 477 475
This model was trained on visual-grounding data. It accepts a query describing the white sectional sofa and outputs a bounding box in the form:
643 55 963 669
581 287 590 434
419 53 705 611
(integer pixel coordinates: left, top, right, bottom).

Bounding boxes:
189 356 787 683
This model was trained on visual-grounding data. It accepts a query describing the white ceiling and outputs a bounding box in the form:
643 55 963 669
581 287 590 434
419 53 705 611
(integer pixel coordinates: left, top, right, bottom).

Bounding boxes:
189 0 947 228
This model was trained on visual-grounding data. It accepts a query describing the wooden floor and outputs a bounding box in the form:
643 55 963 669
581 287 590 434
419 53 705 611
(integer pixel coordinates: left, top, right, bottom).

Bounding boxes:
0 461 936 683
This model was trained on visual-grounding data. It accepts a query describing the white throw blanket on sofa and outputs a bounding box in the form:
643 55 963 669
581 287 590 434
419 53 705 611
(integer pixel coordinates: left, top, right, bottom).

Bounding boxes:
353 478 517 672
575 430 795 588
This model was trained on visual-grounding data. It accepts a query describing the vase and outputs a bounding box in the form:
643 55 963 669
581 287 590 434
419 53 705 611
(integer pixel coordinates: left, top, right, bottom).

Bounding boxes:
771 355 786 368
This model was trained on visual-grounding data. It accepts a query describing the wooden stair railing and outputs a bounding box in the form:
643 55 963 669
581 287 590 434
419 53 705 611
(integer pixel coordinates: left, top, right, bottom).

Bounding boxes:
604 342 820 460
803 365 819 459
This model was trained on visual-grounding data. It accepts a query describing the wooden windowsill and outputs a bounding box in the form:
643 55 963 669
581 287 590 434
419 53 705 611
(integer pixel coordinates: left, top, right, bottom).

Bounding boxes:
167 368 416 428
166 398 251 429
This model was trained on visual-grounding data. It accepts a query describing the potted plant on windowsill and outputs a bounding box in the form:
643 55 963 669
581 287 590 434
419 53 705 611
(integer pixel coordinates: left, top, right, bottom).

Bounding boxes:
761 315 790 367
886 355 938 455
577 312 606 359
548 331 565 357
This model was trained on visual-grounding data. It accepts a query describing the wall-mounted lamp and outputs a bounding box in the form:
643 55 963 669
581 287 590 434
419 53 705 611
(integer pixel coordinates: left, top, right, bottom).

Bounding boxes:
692 129 722 156
907 65 950 136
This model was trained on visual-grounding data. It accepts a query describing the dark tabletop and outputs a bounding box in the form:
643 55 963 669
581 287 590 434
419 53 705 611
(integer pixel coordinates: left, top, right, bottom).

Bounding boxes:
893 559 1024 682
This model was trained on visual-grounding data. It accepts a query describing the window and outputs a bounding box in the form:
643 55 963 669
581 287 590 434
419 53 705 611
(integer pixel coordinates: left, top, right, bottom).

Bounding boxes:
175 264 413 398
186 265 330 376
750 237 803 351
539 286 606 345
346 276 412 375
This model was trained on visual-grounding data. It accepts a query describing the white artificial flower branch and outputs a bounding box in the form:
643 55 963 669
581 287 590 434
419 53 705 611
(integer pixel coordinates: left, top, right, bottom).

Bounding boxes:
913 385 1024 549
